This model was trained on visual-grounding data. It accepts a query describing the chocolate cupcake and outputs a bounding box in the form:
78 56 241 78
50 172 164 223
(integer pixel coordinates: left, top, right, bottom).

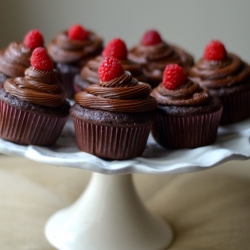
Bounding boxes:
74 38 146 93
0 29 44 89
189 40 250 124
128 29 194 88
0 47 70 145
70 57 157 160
47 24 103 99
151 64 222 149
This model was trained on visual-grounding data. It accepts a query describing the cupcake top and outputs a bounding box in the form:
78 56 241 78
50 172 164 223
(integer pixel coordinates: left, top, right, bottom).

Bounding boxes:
79 38 146 85
151 64 210 107
47 24 103 65
74 57 157 113
0 29 44 78
128 29 194 84
79 55 103 85
189 40 250 89
4 47 66 108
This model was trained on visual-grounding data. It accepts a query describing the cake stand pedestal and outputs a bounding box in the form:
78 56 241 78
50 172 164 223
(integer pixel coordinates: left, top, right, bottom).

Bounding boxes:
45 172 172 250
1 117 250 250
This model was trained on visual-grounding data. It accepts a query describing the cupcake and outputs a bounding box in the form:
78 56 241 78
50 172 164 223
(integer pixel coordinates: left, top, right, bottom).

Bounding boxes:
70 57 157 160
0 29 44 89
128 29 194 88
189 40 250 124
74 37 146 93
0 47 70 145
47 24 103 99
151 64 222 149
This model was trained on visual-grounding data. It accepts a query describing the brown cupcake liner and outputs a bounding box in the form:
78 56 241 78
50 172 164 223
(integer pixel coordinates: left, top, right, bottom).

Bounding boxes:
219 89 250 124
58 72 77 99
151 107 223 149
72 117 152 160
0 100 68 146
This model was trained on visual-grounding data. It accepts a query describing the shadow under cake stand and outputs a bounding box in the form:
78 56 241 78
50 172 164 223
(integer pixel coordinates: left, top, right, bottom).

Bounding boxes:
0 117 250 250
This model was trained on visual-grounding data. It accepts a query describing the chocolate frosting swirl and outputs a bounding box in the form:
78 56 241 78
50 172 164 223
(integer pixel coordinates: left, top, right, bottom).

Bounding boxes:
75 71 157 112
189 53 250 88
80 56 103 84
128 42 194 82
47 30 103 64
80 56 146 85
0 42 31 77
4 67 66 107
151 79 210 106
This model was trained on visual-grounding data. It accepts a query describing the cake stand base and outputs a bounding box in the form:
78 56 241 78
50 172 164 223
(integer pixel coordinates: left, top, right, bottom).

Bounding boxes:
45 172 173 250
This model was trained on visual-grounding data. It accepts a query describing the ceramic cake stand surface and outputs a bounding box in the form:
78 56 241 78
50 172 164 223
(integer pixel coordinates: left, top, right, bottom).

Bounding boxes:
1 117 250 250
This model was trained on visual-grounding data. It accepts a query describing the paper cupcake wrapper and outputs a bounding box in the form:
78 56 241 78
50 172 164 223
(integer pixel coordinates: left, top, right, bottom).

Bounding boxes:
72 118 152 160
59 71 77 99
0 100 68 146
152 107 223 149
219 89 250 124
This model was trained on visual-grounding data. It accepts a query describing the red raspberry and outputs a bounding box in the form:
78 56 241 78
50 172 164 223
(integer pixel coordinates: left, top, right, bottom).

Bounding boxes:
68 24 89 41
23 29 44 50
141 29 162 46
98 57 124 82
30 47 54 71
204 40 227 61
163 64 187 90
102 38 128 60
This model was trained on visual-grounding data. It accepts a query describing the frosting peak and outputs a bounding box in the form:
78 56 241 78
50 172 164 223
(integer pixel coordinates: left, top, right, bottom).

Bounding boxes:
151 78 210 106
99 72 137 87
4 67 66 107
75 71 157 112
47 30 103 64
128 41 194 85
79 56 146 86
189 53 250 88
0 42 31 77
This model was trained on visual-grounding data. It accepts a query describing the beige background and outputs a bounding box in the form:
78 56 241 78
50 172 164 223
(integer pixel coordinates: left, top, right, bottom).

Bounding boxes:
1 0 250 63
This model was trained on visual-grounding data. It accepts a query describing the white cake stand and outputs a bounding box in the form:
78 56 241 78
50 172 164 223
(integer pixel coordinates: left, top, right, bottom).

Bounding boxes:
0 117 250 250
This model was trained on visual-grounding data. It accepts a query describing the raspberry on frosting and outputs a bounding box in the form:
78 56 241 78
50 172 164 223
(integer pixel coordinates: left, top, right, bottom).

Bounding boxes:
30 47 54 71
102 38 128 60
68 24 89 41
163 64 187 90
141 29 162 46
98 57 124 82
204 40 227 61
23 29 44 50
